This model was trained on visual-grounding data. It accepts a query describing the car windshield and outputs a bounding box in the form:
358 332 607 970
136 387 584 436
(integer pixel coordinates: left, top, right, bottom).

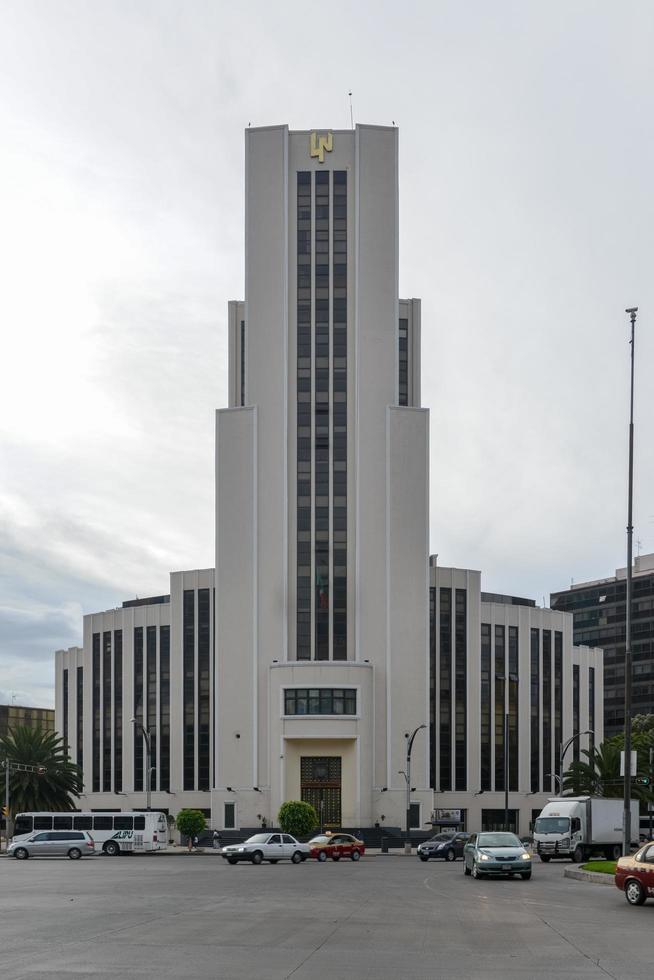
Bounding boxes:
245 834 270 844
309 836 331 844
533 817 570 834
430 834 453 842
477 833 522 848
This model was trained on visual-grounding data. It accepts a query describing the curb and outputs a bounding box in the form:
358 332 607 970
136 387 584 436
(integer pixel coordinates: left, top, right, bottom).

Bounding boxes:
564 867 615 886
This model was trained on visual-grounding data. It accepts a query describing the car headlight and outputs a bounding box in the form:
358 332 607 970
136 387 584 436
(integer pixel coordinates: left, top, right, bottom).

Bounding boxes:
521 853 531 861
237 847 244 852
479 853 490 861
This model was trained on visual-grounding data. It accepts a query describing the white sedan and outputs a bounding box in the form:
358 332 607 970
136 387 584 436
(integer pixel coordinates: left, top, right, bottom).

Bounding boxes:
221 833 310 865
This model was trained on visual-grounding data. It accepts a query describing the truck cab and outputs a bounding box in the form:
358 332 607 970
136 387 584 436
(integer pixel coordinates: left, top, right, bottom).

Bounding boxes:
533 800 584 862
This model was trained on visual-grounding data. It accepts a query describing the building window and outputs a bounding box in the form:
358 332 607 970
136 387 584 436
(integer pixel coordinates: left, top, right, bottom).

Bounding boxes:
455 589 467 791
398 317 408 406
62 669 69 752
554 631 563 780
481 809 519 834
494 625 505 792
429 587 437 789
589 666 595 755
240 319 245 406
573 664 580 762
198 588 211 791
146 625 157 791
92 634 100 792
480 623 491 790
183 590 195 790
296 170 312 661
409 802 421 830
224 802 235 830
114 630 122 793
314 168 330 662
332 169 347 661
508 626 519 791
542 630 552 793
530 628 540 793
160 625 170 792
439 588 452 791
102 632 112 792
133 627 144 792
284 688 356 715
76 666 83 773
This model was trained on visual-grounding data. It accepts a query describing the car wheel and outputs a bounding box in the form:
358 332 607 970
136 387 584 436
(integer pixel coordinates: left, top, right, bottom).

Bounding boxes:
318 851 327 862
625 879 646 906
291 851 302 864
227 857 238 865
464 862 471 876
351 849 360 861
572 846 584 864
269 859 278 864
611 845 622 861
332 854 340 861
472 861 484 879
539 855 550 863
68 848 82 860
521 871 531 881
104 841 120 857
14 847 28 860
445 849 456 862
419 854 429 862
251 851 263 865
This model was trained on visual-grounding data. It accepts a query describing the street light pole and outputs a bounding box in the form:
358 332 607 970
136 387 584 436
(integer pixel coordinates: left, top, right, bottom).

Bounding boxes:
559 730 594 795
131 719 152 811
404 725 426 853
624 306 637 857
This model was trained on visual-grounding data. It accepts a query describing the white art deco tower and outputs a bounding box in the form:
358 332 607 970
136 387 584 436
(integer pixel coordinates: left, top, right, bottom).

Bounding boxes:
213 125 430 830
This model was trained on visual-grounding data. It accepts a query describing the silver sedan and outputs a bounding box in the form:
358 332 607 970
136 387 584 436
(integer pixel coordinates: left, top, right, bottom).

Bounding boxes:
221 832 310 865
463 832 532 880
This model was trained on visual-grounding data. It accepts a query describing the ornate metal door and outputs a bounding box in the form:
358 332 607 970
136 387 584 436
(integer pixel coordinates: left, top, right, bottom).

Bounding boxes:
300 757 341 826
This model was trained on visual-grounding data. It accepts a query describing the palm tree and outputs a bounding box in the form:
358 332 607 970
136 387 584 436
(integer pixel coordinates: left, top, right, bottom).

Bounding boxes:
0 726 83 816
563 739 654 804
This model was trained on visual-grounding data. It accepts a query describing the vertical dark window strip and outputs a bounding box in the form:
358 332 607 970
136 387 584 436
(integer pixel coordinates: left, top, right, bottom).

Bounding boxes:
133 627 144 792
480 624 492 790
439 588 452 791
146 625 157 791
76 665 84 773
332 169 347 661
530 628 540 792
589 667 595 757
573 664 580 762
92 633 100 792
183 589 195 790
240 319 245 406
542 630 552 793
455 589 467 791
494 626 505 791
314 167 330 662
508 626 519 791
198 588 211 790
62 669 69 752
102 632 112 792
114 630 122 793
296 170 312 661
398 317 408 405
160 625 170 792
554 631 563 779
429 588 436 789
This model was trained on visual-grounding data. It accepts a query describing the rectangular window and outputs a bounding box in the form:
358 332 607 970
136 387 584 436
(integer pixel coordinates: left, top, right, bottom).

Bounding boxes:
284 688 357 715
76 665 84 772
429 588 437 789
480 624 491 790
93 816 113 831
146 625 157 791
183 589 195 790
240 319 245 406
494 625 505 792
114 816 133 831
455 589 467 791
160 625 170 792
296 171 312 661
62 669 69 751
92 633 100 792
573 664 580 762
589 666 595 755
114 630 122 793
398 317 408 406
542 630 552 793
198 588 211 791
439 588 452 791
530 628 540 793
554 631 563 779
508 626 519 791
53 815 72 830
102 632 112 792
73 815 92 830
224 802 235 829
133 627 144 792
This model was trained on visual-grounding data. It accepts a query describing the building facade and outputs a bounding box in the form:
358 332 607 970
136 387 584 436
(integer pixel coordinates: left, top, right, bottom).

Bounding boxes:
551 553 654 739
431 562 603 834
0 703 55 740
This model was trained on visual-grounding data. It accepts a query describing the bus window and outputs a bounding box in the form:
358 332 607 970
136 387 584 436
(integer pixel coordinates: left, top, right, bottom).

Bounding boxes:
53 816 73 830
114 816 133 830
14 815 32 836
33 816 53 831
134 816 145 830
93 816 113 831
73 816 93 830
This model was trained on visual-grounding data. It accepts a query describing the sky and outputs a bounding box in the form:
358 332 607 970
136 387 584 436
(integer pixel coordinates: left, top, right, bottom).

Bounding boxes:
1 0 653 707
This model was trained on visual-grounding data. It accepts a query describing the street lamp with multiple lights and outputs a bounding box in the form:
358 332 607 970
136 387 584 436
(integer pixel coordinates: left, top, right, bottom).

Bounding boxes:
401 724 426 853
558 730 594 796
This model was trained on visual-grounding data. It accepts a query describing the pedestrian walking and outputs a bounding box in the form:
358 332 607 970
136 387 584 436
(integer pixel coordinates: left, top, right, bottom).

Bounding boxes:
213 830 221 850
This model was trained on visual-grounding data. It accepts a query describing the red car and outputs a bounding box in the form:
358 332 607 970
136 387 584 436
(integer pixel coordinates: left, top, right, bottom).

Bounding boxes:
308 833 365 862
615 841 654 905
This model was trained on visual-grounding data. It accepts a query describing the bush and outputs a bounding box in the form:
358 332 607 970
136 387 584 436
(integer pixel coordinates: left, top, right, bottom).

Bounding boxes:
278 800 318 838
175 809 207 843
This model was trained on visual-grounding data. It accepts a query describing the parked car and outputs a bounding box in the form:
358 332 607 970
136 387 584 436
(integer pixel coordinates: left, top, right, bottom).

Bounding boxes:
615 841 654 905
417 832 470 862
8 830 96 860
463 832 532 880
220 832 310 865
308 833 365 861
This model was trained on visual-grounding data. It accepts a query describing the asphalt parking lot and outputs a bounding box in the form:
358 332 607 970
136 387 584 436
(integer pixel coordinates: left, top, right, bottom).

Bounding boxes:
0 852 650 979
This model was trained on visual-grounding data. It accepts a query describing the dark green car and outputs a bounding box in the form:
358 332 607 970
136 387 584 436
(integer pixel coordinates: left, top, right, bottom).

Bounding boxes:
463 832 532 880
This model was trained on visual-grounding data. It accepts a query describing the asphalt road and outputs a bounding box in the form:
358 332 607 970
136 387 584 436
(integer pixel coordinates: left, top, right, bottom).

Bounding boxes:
0 853 650 979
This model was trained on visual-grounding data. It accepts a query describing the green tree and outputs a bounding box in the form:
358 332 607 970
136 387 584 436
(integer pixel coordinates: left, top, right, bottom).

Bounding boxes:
278 800 318 838
0 726 82 816
175 809 207 851
563 736 654 804
632 714 654 734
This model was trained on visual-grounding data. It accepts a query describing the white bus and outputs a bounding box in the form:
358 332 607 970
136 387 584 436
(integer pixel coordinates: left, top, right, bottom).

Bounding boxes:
12 811 168 855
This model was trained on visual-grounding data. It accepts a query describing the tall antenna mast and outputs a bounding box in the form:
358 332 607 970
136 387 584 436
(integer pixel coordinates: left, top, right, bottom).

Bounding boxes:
348 91 354 130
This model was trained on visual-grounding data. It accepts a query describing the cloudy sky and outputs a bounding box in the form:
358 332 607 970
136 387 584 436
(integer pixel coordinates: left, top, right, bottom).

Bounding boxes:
1 0 653 707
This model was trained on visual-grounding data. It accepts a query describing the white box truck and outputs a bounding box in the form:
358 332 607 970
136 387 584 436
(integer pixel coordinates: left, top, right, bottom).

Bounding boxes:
533 796 639 863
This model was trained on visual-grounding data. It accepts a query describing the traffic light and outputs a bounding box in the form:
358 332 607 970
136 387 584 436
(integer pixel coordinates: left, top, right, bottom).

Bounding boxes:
2 806 8 817
635 776 650 786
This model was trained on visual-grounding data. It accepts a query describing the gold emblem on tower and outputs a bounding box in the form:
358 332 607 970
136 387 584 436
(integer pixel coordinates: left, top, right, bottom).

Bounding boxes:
309 131 333 164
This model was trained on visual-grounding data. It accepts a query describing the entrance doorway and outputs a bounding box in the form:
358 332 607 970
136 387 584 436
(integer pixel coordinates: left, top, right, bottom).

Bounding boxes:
301 757 341 827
